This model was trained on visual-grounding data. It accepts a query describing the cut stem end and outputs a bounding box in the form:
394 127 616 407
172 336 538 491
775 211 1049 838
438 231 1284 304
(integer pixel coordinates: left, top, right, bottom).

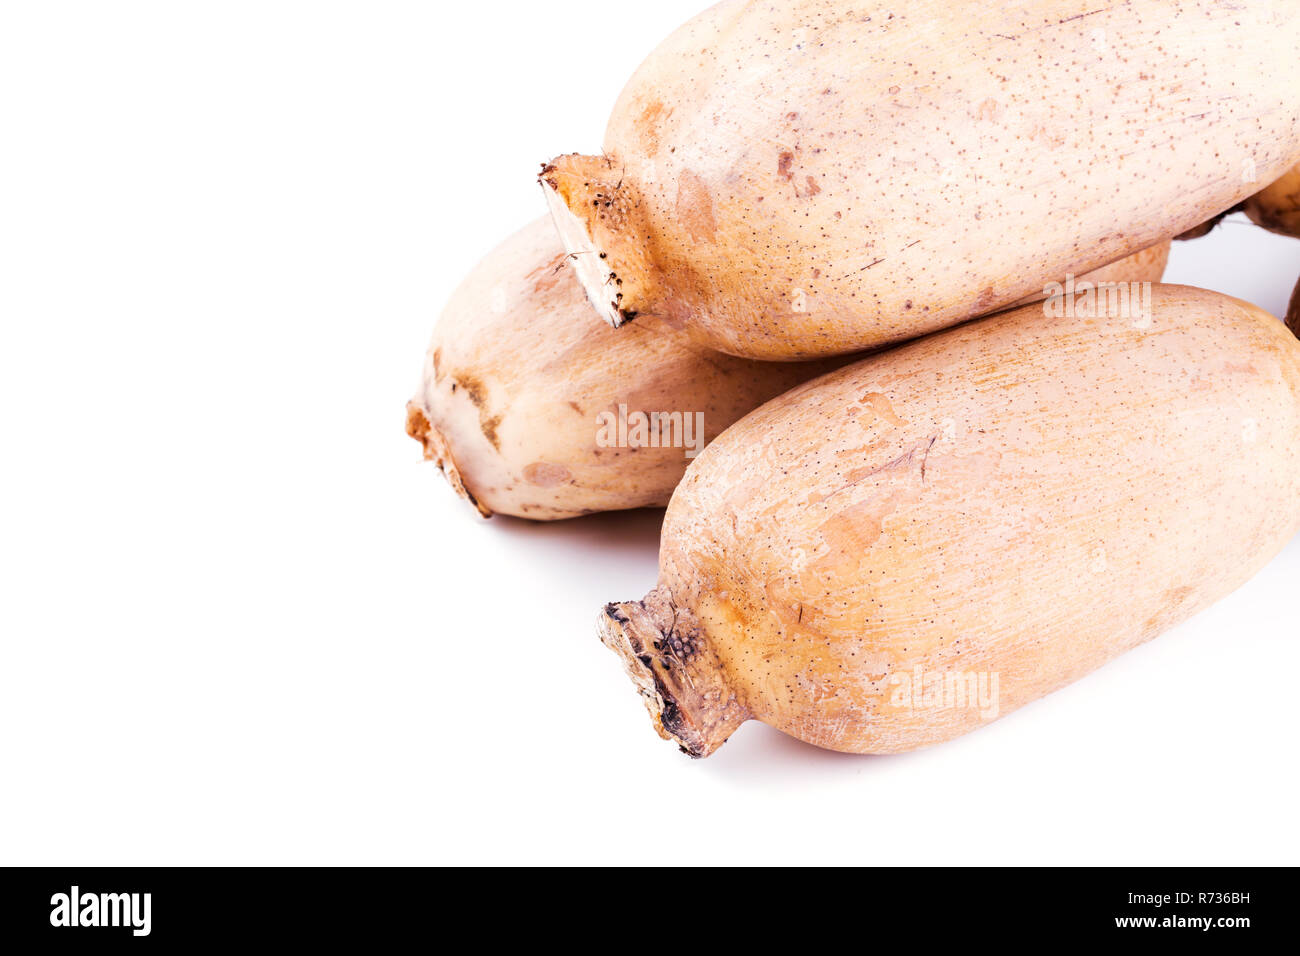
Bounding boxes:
598 593 748 758
539 154 655 329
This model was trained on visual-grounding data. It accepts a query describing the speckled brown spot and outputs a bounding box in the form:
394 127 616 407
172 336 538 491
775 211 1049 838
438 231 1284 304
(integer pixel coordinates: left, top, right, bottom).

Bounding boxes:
973 286 998 315
481 414 503 451
777 151 795 181
528 253 569 295
455 373 486 409
451 372 502 450
861 392 907 426
524 462 573 488
634 100 671 155
816 499 888 558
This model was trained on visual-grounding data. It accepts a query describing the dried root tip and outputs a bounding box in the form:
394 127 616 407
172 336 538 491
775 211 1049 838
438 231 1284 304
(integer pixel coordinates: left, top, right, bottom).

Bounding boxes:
598 592 748 758
1242 172 1300 239
539 154 657 329
1174 205 1239 241
1286 281 1299 340
405 402 492 519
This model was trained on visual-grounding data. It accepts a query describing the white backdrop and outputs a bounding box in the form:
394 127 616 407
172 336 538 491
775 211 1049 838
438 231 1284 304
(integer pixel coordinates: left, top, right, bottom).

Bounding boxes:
2 2 1297 866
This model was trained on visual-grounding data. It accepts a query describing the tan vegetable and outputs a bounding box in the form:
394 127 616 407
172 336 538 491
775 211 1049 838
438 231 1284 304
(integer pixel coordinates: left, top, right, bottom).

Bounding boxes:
1242 163 1300 238
542 1 1300 359
408 221 1168 519
601 285 1300 757
406 218 841 520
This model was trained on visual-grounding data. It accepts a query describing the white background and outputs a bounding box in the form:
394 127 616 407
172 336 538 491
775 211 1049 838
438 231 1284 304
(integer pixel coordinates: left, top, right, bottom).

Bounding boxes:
2 2 1298 866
